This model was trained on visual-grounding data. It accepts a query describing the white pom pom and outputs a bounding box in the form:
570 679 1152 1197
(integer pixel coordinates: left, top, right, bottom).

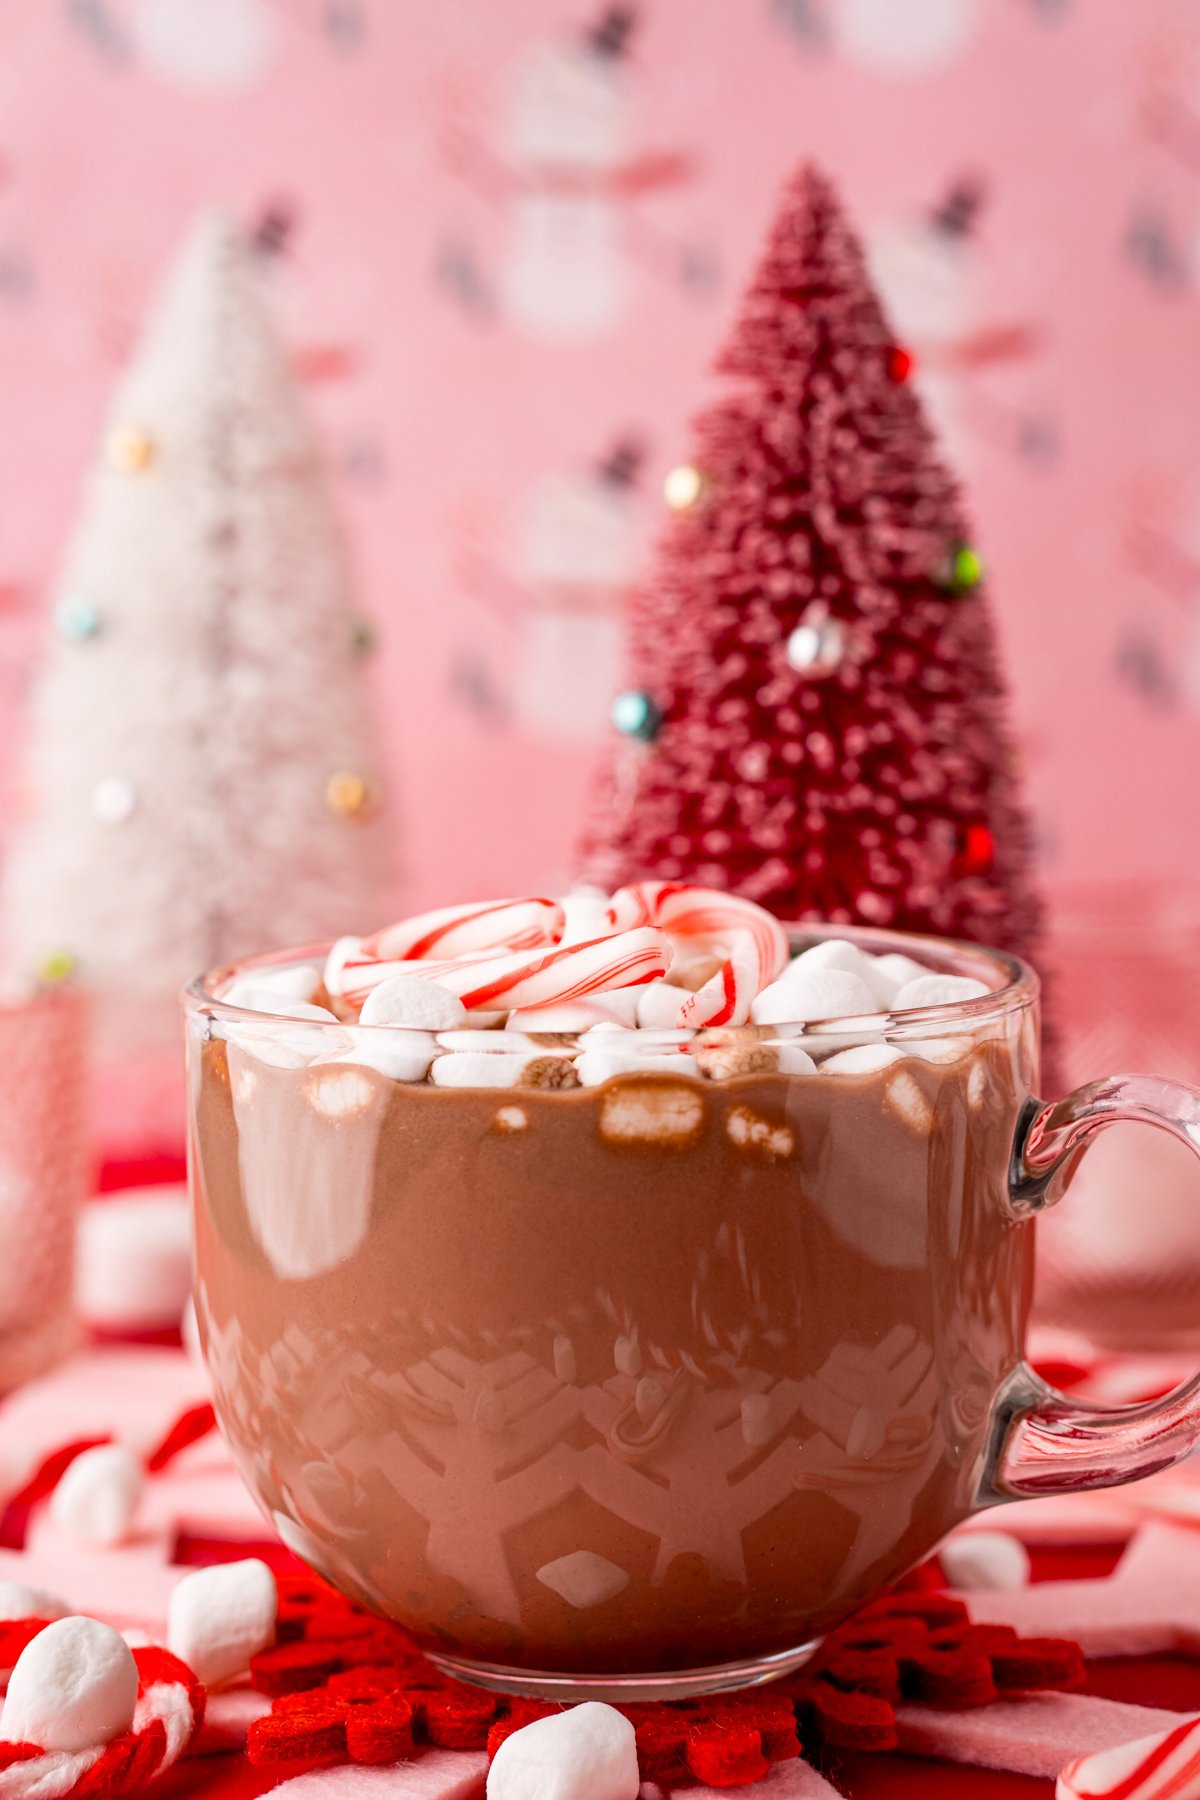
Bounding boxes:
49 1445 145 1548
167 1559 277 1687
941 1529 1031 1592
1 1616 138 1752
487 1701 639 1800
0 1581 69 1622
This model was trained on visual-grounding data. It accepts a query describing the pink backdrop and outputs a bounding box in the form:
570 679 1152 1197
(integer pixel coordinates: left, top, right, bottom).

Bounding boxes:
1 0 1199 916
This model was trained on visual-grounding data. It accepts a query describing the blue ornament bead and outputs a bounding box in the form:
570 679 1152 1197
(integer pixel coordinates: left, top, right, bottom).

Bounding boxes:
56 595 101 640
611 689 661 742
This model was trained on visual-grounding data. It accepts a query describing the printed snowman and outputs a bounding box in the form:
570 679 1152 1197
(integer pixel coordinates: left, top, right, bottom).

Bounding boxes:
512 442 642 741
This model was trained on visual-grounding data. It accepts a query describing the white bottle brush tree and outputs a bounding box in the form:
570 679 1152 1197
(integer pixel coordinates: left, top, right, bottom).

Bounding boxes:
2 213 396 1146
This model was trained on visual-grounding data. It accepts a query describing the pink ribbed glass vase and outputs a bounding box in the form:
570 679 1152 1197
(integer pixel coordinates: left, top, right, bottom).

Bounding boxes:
1036 881 1200 1350
0 985 87 1388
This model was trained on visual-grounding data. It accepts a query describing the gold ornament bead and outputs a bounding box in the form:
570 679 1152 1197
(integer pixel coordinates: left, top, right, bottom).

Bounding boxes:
105 424 155 473
38 950 76 984
326 770 372 818
663 464 707 512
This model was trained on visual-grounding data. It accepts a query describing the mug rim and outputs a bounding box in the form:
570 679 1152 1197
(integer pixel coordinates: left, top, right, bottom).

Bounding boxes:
183 920 1039 1041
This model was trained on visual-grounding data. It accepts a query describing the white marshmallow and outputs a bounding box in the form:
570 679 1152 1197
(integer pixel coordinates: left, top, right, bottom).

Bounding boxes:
167 1559 277 1688
487 1701 639 1800
224 964 321 1007
575 1049 701 1086
2 1616 139 1752
0 1582 69 1623
359 976 467 1030
76 1187 192 1332
431 1052 538 1089
790 938 878 984
49 1445 144 1548
866 952 928 1007
822 1044 906 1074
318 1029 438 1084
559 891 614 946
777 1043 819 1074
751 966 878 1027
892 974 990 1010
894 1036 973 1065
438 1030 536 1052
305 1064 381 1118
941 1529 1031 1592
227 994 339 1023
635 981 687 1029
599 1082 704 1146
226 1026 326 1073
885 1070 934 1133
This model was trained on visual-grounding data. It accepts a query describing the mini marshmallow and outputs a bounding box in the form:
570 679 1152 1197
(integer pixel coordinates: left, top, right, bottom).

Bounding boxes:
49 1445 145 1548
866 952 928 1007
438 1030 536 1052
76 1186 192 1332
0 1581 69 1622
359 976 467 1031
892 1036 973 1064
2 1616 139 1752
228 994 339 1023
636 981 687 1029
751 966 878 1027
599 1082 704 1145
431 1051 539 1089
791 938 878 984
559 890 612 946
224 964 321 1007
892 973 990 1010
168 1558 277 1687
941 1529 1031 1592
575 1048 702 1086
821 1044 906 1074
487 1701 639 1800
319 1029 438 1084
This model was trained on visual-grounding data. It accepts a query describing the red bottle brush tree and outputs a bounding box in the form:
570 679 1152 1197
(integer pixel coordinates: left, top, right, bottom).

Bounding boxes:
576 163 1042 962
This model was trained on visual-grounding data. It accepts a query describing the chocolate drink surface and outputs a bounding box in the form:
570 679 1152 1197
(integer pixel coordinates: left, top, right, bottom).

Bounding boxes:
192 1033 1030 1678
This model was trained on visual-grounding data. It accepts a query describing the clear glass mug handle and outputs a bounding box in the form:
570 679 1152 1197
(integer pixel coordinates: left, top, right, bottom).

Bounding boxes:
985 1074 1200 1500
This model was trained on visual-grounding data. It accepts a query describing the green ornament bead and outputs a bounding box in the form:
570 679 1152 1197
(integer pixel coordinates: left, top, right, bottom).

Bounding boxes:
611 689 661 743
55 595 102 640
944 542 984 593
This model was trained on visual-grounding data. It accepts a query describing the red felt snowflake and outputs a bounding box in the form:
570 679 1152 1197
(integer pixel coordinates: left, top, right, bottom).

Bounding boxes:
245 1573 1084 1788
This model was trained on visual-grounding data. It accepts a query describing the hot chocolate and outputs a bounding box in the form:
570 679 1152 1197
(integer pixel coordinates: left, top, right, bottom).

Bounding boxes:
187 888 1038 1695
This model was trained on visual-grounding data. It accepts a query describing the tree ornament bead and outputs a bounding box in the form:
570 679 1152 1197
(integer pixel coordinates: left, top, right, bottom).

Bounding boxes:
786 612 845 678
956 822 995 876
939 541 984 593
888 346 915 382
611 689 662 742
349 618 376 658
326 770 372 818
105 424 155 473
92 776 137 825
55 595 102 640
663 464 708 512
38 949 76 984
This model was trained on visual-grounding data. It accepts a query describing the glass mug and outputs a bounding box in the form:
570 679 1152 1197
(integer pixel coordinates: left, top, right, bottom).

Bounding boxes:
185 925 1200 1701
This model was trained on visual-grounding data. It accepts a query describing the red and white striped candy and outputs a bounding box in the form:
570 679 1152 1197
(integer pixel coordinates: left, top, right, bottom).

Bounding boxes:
330 950 478 1010
364 898 564 962
409 929 670 1013
1057 1716 1200 1800
607 883 788 988
676 948 759 1030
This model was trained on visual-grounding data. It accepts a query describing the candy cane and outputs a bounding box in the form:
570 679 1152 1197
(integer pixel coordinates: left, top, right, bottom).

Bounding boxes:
1057 1717 1200 1800
408 929 670 1013
607 883 788 1028
328 946 485 1010
675 948 759 1030
363 898 564 962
